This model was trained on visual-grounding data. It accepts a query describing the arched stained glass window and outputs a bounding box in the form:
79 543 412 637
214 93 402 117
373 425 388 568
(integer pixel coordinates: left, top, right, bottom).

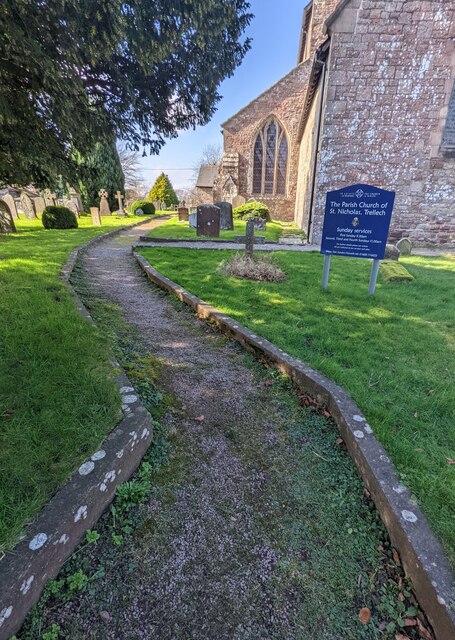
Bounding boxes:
252 118 288 196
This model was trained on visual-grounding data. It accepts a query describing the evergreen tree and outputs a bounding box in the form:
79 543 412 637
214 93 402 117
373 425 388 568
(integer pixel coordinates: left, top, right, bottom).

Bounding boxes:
0 1 252 186
77 138 125 210
148 173 179 208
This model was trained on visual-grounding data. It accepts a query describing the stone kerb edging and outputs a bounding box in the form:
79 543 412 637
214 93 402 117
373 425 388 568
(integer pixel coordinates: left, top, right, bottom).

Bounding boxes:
0 221 153 640
134 251 455 640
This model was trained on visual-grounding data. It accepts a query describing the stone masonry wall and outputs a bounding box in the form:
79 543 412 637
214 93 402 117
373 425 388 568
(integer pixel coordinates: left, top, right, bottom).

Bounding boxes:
222 63 312 221
312 0 455 245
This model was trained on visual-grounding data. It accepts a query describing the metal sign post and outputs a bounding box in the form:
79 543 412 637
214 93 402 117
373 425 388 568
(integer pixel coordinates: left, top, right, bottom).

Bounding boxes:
320 184 395 295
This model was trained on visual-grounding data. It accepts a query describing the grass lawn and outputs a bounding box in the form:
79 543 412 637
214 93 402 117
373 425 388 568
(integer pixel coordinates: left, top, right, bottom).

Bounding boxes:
146 215 303 242
139 247 455 565
0 215 148 553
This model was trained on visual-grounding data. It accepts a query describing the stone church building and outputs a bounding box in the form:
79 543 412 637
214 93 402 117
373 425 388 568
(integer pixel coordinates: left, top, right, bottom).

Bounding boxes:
215 0 455 245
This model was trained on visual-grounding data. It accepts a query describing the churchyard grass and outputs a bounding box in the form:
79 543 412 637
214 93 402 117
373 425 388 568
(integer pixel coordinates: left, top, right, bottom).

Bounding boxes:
139 247 455 565
146 215 303 242
0 216 147 552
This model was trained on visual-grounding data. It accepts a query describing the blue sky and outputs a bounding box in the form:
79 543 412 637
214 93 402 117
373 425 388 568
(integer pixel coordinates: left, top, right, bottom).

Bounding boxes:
138 0 304 191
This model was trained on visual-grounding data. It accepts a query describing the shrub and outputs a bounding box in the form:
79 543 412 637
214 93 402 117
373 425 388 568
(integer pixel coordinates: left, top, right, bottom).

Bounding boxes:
233 201 270 221
42 206 78 229
130 200 156 216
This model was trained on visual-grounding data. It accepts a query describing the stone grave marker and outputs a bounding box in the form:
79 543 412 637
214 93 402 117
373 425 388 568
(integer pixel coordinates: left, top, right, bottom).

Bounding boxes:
214 201 234 230
63 198 79 218
189 210 197 228
384 244 400 261
396 237 412 255
251 216 266 231
178 207 189 221
90 207 102 226
34 197 46 215
196 205 220 237
232 194 246 209
20 192 36 219
0 200 16 233
245 220 254 258
69 188 83 213
43 189 56 207
98 189 111 216
116 190 125 216
2 194 18 219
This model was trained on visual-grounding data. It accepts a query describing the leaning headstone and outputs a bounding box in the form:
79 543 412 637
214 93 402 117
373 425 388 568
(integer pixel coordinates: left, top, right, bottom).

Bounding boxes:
245 220 254 258
251 216 266 231
384 244 400 261
2 194 18 219
178 207 189 221
232 194 246 209
43 189 56 207
396 237 412 255
20 192 36 219
98 189 111 216
69 188 83 213
90 207 102 226
116 190 125 216
214 201 234 230
189 211 197 228
196 205 220 237
0 200 16 233
33 197 46 215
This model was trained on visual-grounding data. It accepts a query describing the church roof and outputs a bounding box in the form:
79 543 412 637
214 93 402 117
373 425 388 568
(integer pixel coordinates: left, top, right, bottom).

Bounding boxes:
196 164 218 188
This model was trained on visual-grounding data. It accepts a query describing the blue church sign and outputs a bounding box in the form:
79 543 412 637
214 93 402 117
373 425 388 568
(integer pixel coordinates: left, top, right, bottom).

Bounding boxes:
321 184 395 260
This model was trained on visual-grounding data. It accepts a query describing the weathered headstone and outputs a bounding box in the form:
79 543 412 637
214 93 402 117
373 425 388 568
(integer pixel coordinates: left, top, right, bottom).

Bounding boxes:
196 205 220 237
0 200 16 233
232 194 246 209
396 237 412 255
245 220 254 258
214 201 234 230
251 216 266 231
116 191 125 216
33 197 46 215
2 194 18 219
43 189 56 207
178 207 189 221
98 189 111 216
384 244 400 261
20 192 36 219
90 207 102 226
63 198 79 218
189 211 197 228
69 188 83 213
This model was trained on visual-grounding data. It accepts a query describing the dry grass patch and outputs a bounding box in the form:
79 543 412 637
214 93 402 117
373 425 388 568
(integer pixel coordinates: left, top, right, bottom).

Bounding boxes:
219 253 286 282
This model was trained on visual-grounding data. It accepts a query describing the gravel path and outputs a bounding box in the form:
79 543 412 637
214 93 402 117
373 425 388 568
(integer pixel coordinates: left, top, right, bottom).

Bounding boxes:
63 220 390 640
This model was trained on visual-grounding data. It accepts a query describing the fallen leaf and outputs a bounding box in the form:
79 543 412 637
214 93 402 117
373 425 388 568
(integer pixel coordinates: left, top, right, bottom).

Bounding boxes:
195 415 205 422
336 438 344 446
395 634 408 640
393 549 400 565
413 411 418 418
398 593 405 602
403 618 416 626
1 409 14 417
416 619 433 640
427 389 434 396
447 458 455 465
415 448 423 453
364 487 371 498
323 409 330 417
358 607 371 625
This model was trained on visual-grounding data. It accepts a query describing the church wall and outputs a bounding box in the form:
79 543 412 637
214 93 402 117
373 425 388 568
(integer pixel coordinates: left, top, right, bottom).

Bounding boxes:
312 0 455 245
222 63 312 221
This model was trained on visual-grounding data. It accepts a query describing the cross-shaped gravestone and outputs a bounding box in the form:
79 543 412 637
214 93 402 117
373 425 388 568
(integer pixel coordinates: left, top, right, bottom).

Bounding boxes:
116 190 125 216
98 189 111 216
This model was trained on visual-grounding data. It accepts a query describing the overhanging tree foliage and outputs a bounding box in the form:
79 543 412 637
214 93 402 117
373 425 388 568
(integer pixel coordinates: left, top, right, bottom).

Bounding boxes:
148 173 179 208
0 1 252 187
77 139 125 210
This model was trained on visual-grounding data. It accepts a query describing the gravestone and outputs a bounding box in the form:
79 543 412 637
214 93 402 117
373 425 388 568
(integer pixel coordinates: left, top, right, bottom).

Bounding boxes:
384 244 400 261
90 207 102 226
396 237 412 255
196 205 220 237
251 216 266 231
69 188 83 213
20 192 36 219
178 207 189 221
214 201 234 230
0 200 16 233
33 197 46 215
43 189 56 207
2 194 18 219
245 220 254 258
232 194 246 209
98 189 111 216
63 198 79 218
116 191 125 216
189 211 197 228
